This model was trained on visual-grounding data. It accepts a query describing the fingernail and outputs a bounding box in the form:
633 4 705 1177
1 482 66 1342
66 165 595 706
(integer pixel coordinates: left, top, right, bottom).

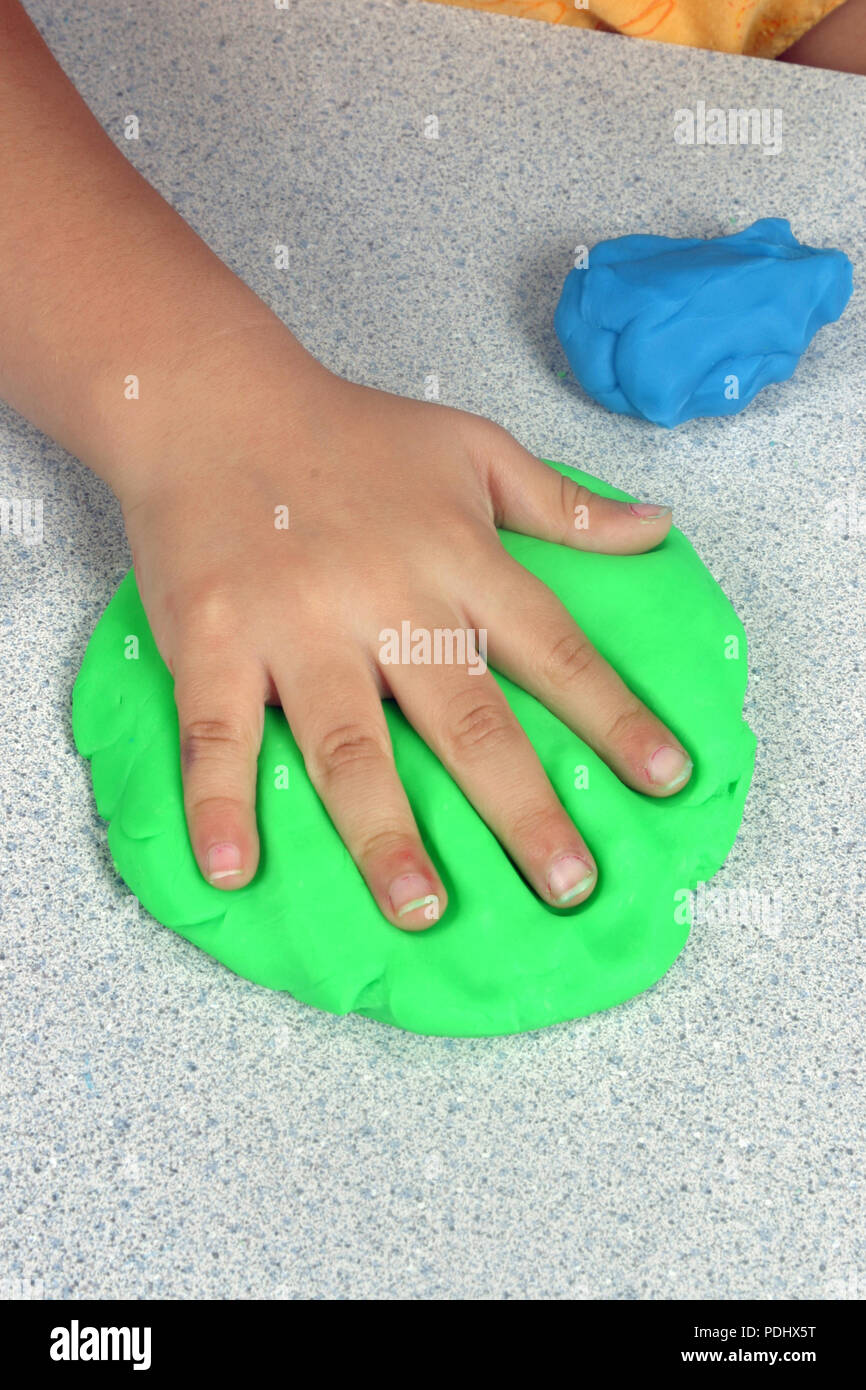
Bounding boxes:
547 854 595 906
628 503 671 521
206 842 243 882
647 745 693 791
389 873 440 924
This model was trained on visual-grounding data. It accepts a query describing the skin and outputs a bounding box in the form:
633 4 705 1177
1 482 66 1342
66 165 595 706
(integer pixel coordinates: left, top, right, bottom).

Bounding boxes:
779 0 866 75
7 0 849 935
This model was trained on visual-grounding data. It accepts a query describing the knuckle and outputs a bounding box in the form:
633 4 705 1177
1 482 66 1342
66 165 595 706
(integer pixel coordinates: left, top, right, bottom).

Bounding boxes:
185 791 250 820
541 630 596 688
460 412 512 471
604 701 646 746
311 723 389 782
509 801 567 851
182 583 241 639
461 409 502 448
181 717 250 772
443 691 512 759
560 475 590 526
356 827 415 868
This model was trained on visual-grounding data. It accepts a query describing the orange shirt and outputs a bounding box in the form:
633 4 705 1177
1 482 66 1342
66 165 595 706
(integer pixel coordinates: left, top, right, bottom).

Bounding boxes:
421 0 846 60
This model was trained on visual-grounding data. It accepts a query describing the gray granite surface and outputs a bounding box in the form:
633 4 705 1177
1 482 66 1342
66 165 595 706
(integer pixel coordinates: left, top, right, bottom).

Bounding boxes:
0 0 863 1300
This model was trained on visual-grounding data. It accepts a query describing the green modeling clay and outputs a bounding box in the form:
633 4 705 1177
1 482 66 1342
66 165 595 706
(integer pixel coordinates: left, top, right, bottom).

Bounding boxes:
72 464 755 1037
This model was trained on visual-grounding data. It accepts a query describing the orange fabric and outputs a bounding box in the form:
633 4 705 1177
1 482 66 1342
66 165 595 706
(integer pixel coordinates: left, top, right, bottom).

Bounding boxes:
421 0 848 59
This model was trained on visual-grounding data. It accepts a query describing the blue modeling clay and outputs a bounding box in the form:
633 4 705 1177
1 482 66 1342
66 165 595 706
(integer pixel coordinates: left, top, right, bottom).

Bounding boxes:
555 218 852 428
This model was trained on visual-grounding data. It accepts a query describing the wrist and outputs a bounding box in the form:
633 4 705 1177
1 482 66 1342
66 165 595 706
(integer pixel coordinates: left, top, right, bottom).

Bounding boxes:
93 316 330 509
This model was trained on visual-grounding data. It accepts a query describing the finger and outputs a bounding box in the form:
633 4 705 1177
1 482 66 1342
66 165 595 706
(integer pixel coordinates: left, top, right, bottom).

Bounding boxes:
174 657 267 890
275 648 446 931
481 425 672 553
483 556 693 797
385 615 597 909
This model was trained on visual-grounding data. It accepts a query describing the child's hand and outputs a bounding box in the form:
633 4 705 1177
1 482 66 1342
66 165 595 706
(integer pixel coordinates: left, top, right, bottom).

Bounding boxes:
120 358 691 929
0 3 688 930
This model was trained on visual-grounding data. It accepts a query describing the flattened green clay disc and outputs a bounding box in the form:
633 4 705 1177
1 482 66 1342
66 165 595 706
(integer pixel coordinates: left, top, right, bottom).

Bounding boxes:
72 463 755 1036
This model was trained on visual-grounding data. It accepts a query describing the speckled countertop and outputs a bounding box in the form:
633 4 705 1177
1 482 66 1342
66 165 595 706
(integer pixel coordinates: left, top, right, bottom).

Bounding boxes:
1 0 863 1300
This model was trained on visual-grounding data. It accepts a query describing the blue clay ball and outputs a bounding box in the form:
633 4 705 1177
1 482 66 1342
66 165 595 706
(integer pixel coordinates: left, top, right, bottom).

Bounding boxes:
555 218 853 428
